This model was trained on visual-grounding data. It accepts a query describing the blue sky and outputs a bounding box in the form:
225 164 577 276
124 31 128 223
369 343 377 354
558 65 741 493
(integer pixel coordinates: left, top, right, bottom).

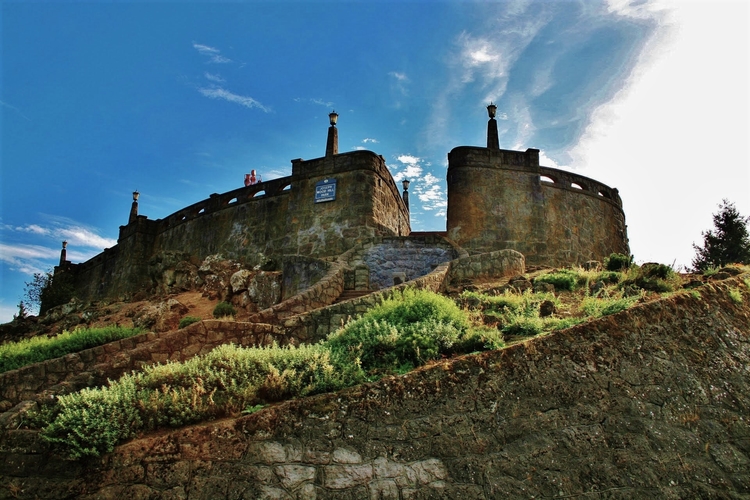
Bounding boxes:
1 0 748 322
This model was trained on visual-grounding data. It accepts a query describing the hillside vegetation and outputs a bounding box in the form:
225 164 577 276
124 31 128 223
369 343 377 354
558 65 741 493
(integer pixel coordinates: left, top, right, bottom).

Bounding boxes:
18 260 749 459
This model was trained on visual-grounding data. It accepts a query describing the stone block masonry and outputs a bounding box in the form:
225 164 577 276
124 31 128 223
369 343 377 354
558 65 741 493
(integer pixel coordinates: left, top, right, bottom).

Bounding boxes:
59 150 410 305
2 275 747 498
446 146 629 266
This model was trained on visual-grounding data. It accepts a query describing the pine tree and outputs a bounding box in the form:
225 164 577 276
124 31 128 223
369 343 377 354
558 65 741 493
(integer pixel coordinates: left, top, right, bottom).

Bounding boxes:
692 199 750 271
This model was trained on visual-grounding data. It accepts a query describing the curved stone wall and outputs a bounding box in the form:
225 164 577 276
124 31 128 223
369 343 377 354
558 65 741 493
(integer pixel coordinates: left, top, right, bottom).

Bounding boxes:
446 146 629 266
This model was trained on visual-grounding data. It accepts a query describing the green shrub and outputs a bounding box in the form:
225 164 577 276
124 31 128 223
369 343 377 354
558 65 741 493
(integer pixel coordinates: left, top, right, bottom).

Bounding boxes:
533 269 582 291
728 288 743 304
605 253 633 271
178 316 201 329
325 289 471 373
213 302 236 319
641 263 674 280
41 342 356 458
0 326 143 374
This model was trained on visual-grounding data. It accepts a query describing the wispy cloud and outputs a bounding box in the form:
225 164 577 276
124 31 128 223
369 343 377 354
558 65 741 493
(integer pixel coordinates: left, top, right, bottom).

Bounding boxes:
204 72 225 83
198 87 270 112
294 98 335 108
193 42 232 63
0 100 32 122
362 138 379 144
9 219 116 249
0 216 117 276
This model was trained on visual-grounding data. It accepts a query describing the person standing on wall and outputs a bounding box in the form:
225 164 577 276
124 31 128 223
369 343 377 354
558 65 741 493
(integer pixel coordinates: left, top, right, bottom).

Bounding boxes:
244 169 261 186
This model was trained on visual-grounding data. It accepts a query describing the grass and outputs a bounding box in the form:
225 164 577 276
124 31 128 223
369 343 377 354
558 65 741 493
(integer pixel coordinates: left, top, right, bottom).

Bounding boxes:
0 326 143 374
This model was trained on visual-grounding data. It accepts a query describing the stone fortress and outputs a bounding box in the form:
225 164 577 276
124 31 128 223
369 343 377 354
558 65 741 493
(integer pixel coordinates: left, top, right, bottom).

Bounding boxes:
55 105 629 306
8 108 750 500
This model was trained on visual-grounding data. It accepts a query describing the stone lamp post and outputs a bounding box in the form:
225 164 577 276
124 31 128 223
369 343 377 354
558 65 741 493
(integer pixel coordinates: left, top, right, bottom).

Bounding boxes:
487 102 499 150
326 111 339 157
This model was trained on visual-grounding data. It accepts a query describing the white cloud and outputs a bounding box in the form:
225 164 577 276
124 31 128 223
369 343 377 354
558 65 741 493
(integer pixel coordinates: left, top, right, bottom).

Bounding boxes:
198 87 270 112
8 221 116 249
397 154 421 165
389 72 409 82
538 150 560 169
58 227 117 249
362 138 379 144
0 243 58 261
193 42 232 63
204 72 225 83
0 243 57 275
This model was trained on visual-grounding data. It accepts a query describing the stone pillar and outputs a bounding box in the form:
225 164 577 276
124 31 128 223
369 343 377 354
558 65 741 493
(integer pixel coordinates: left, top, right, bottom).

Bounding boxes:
59 241 68 266
326 111 339 157
129 191 140 224
487 103 499 150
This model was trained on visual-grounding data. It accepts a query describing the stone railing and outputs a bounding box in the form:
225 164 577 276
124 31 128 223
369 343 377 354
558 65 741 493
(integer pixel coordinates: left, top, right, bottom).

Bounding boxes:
155 177 293 236
538 166 623 208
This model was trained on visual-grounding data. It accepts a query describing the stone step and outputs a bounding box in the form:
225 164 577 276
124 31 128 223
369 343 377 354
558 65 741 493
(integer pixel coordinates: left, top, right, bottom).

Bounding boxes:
333 290 371 304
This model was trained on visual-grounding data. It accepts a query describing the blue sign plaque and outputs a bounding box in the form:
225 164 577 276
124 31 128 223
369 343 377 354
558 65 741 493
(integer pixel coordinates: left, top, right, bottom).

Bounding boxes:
314 178 337 203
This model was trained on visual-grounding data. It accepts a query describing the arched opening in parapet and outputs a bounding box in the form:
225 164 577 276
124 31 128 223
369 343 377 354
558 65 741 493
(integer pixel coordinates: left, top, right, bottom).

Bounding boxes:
282 184 291 191
228 198 238 204
253 190 266 197
540 176 555 184
571 183 583 190
198 208 205 214
598 191 611 199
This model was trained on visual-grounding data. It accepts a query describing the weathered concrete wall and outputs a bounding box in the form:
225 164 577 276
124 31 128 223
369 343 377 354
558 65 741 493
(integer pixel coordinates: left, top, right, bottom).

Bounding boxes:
2 276 748 499
446 146 629 266
59 151 410 305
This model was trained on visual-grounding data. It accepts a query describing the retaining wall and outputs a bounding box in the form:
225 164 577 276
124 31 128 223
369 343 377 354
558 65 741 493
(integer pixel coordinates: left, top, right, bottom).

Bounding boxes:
2 276 748 499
